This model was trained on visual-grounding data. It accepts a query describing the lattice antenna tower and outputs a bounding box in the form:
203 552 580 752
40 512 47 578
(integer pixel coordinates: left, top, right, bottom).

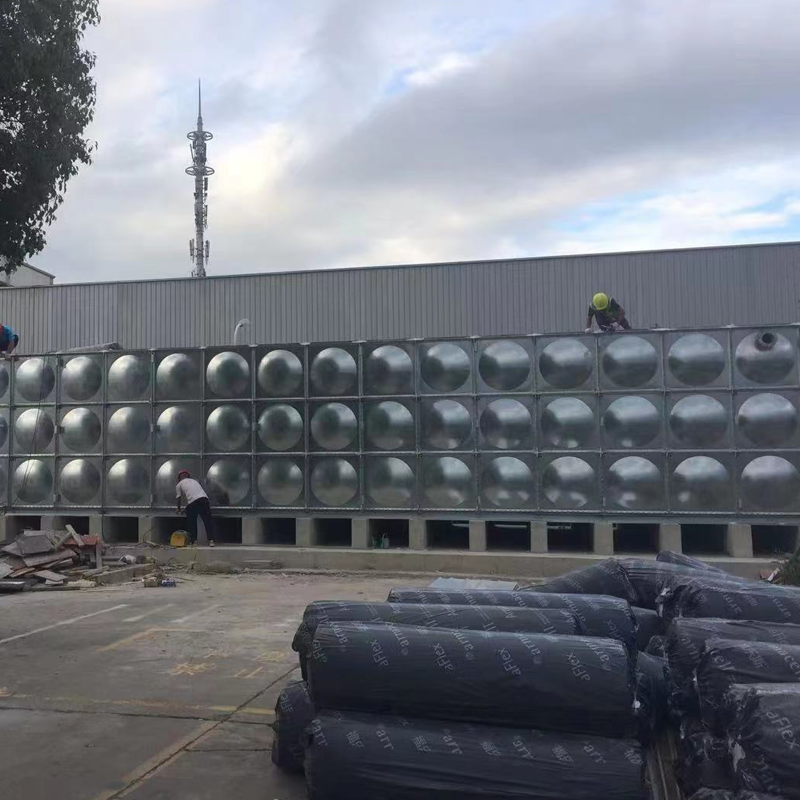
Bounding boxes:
186 80 214 278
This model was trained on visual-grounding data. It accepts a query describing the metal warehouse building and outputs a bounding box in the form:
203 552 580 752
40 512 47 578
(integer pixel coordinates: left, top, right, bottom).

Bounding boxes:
1 240 799 575
0 240 799 352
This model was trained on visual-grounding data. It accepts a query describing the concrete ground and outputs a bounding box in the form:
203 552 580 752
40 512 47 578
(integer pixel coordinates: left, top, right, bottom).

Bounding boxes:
0 571 425 800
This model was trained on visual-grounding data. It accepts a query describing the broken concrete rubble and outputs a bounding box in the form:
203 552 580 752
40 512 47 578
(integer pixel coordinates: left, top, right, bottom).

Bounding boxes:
0 526 166 592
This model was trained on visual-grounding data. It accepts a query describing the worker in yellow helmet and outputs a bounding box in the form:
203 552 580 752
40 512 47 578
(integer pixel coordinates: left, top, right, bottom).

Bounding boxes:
585 292 630 333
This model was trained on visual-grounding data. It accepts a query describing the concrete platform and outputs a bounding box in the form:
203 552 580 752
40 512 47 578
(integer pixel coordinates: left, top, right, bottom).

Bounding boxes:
0 572 425 799
120 542 775 580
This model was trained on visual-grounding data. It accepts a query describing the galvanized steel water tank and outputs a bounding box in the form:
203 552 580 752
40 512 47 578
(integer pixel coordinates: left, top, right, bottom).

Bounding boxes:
2 326 799 519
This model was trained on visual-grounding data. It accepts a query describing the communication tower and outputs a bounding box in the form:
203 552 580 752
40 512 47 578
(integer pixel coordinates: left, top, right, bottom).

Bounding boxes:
186 80 214 278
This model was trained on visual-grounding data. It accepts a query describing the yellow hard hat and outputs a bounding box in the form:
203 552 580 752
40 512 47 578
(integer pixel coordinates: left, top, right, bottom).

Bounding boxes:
592 292 609 311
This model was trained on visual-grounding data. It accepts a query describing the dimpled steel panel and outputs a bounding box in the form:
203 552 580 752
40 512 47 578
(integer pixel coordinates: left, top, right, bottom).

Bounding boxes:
4 326 800 518
61 356 102 401
108 354 150 400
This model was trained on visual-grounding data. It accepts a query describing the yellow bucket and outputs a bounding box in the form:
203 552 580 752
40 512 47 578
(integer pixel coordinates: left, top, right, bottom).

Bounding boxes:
170 530 190 547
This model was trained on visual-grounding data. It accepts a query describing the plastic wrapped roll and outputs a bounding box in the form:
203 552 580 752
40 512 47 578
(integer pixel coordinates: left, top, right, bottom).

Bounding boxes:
676 716 734 796
387 587 638 651
645 635 667 657
272 680 314 773
308 623 636 737
727 683 800 799
657 550 727 573
305 712 647 800
292 601 578 679
686 791 785 800
665 619 800 714
632 606 662 650
620 558 748 610
634 652 668 741
660 581 800 625
697 639 800 733
520 558 637 603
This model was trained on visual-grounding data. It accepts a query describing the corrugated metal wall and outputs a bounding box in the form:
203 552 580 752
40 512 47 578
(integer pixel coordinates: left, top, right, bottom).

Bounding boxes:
1 242 798 352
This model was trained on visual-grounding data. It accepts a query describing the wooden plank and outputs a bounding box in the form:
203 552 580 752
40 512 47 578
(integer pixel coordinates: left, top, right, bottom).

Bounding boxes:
10 567 35 577
21 549 76 568
33 570 67 584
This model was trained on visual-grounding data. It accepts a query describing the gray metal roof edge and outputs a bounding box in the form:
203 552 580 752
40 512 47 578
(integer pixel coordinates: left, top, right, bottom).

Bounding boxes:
19 238 800 292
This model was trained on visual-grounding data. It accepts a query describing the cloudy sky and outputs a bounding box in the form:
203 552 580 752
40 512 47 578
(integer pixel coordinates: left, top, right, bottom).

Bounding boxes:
30 0 800 283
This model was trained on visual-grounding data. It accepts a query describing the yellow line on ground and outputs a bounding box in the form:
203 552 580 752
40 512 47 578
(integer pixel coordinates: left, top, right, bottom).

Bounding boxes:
96 627 203 652
235 707 276 717
0 691 240 717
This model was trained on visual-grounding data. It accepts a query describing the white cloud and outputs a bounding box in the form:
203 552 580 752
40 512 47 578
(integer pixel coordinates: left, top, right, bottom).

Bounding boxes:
406 53 475 87
26 0 800 283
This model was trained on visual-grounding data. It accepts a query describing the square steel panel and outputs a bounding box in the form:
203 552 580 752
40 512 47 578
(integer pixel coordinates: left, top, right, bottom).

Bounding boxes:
308 343 358 398
13 356 57 405
0 457 8 505
204 346 253 401
479 452 537 511
667 452 734 514
417 340 474 396
155 349 203 401
737 451 800 514
364 454 417 510
256 401 305 453
255 344 305 399
363 341 415 396
664 330 730 389
107 350 152 402
602 452 667 513
535 334 597 394
418 453 477 511
420 396 475 452
599 332 663 391
475 338 534 394
734 389 800 450
538 452 600 512
478 395 535 452
56 457 102 507
104 457 152 507
538 394 597 451
12 406 56 455
153 456 202 508
363 398 415 453
0 360 10 405
105 404 152 454
600 392 665 451
58 406 103 455
309 400 359 453
309 455 360 509
0 406 9 455
203 455 252 508
204 402 252 455
666 391 733 450
10 456 55 506
255 454 306 508
59 353 104 403
732 327 799 389
155 403 202 454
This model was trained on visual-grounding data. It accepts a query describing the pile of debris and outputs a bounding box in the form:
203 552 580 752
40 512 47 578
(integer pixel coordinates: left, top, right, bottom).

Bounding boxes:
0 527 106 591
0 527 181 593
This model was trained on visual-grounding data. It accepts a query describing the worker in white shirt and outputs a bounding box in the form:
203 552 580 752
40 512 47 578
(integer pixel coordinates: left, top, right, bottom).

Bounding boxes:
176 470 216 547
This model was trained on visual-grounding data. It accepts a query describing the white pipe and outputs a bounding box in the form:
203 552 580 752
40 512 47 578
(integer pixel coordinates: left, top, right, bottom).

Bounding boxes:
233 318 251 345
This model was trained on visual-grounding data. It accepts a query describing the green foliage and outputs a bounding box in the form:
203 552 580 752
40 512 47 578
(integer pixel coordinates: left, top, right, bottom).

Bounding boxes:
0 0 99 273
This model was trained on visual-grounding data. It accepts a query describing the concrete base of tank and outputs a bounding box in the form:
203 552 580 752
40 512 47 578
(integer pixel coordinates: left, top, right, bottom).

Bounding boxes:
2 513 792 579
